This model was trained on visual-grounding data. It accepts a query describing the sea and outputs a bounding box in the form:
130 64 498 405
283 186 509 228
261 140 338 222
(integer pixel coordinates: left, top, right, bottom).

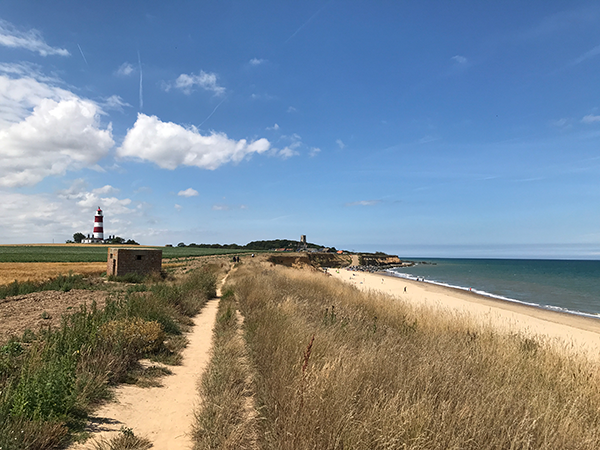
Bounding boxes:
387 259 600 318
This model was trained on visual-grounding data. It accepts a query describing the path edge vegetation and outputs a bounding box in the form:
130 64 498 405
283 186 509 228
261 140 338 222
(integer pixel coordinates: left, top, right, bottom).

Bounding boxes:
0 263 221 450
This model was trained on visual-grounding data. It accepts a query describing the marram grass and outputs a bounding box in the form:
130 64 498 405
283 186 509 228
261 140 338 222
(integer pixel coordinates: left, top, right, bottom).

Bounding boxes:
196 261 600 450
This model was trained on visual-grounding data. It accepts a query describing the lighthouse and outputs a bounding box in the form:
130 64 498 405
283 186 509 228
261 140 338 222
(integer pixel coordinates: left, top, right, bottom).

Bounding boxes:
93 207 104 241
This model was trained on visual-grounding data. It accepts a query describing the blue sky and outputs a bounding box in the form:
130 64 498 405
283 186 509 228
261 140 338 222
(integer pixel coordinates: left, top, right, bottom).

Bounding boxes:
1 1 600 258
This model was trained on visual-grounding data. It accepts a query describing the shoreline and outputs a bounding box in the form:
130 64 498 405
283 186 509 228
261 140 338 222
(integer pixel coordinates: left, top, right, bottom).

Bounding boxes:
381 268 600 323
329 267 600 359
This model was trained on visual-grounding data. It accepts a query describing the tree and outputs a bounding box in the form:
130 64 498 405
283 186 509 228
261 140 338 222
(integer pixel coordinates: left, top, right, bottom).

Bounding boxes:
177 242 186 247
73 232 86 243
125 239 139 245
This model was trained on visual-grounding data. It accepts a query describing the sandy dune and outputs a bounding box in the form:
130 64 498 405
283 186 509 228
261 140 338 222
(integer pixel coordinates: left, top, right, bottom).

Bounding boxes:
329 268 600 359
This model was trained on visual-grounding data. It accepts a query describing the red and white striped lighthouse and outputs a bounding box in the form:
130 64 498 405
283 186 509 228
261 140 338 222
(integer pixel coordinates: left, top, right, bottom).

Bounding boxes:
93 207 104 240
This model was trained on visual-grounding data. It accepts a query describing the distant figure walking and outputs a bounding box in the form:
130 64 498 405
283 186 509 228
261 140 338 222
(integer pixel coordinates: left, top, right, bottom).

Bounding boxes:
404 286 407 293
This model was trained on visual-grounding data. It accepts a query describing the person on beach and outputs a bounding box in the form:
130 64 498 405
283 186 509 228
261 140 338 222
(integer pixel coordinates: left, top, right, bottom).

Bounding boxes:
404 286 407 293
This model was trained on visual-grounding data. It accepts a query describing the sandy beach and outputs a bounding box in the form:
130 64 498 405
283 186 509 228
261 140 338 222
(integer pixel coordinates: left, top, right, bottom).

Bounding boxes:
329 268 600 359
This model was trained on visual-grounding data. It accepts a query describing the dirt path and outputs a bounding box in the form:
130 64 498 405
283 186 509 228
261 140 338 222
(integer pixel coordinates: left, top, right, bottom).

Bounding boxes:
71 280 226 449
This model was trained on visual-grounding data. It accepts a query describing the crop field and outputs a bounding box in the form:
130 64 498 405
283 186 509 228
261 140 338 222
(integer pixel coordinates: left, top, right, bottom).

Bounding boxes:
0 244 249 263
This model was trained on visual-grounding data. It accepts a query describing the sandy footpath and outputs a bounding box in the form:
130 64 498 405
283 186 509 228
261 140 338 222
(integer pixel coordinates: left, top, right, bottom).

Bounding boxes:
329 268 600 359
71 298 220 449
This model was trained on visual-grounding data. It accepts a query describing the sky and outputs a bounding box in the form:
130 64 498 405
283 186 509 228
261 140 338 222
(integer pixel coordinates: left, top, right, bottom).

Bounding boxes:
0 1 600 258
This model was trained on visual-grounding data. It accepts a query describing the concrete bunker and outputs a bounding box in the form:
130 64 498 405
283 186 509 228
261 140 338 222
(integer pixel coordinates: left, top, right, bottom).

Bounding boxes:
107 248 162 277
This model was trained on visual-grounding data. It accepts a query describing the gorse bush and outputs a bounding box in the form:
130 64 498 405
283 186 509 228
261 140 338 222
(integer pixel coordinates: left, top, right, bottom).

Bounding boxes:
0 264 218 449
218 262 600 450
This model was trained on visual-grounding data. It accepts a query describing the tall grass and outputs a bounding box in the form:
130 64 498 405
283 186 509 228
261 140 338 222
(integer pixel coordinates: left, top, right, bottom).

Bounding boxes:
0 267 217 449
193 288 257 450
221 262 600 449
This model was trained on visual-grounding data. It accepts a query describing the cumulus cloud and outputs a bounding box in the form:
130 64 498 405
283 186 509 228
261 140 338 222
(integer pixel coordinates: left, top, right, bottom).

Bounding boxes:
115 62 134 76
249 58 266 66
174 203 183 211
0 70 114 187
118 113 270 170
93 185 120 195
272 133 302 159
287 106 297 113
0 19 69 56
165 71 225 96
212 204 230 211
0 181 141 243
582 114 600 124
309 147 321 157
178 188 199 197
267 123 280 130
336 139 345 149
345 200 381 207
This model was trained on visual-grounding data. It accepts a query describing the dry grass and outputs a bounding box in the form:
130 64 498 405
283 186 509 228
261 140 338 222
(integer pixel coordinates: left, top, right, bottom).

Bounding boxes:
0 262 106 284
218 261 600 450
193 287 257 450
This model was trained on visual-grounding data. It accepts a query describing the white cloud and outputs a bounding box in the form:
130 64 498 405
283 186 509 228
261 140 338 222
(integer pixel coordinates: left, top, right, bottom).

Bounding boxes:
165 71 225 96
0 68 114 187
212 204 230 211
250 58 266 66
345 200 381 207
103 94 130 112
118 113 270 170
178 188 199 197
116 62 134 76
267 123 280 130
0 19 69 57
93 185 120 195
451 55 467 64
0 182 142 243
336 139 345 149
278 146 299 159
287 106 297 113
550 118 570 128
309 147 321 157
582 114 600 124
174 203 183 211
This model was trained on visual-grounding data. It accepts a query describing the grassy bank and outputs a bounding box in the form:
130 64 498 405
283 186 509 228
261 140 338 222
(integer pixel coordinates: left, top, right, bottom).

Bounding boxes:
197 261 600 449
0 267 217 449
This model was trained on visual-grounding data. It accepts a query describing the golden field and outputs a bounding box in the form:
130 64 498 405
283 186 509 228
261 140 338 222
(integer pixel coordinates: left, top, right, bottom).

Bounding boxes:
0 262 107 285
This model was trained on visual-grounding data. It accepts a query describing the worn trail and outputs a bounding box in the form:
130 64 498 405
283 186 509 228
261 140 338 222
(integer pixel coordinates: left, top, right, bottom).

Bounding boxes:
71 284 225 449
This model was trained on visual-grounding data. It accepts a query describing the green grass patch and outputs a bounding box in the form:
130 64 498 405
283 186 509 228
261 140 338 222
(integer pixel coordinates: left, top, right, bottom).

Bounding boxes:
0 245 250 262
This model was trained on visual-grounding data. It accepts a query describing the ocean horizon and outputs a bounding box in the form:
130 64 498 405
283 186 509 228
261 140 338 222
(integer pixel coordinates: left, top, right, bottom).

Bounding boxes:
388 258 600 319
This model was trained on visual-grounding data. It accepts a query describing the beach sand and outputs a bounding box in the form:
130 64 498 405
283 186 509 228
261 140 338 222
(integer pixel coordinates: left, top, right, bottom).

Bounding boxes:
329 268 600 359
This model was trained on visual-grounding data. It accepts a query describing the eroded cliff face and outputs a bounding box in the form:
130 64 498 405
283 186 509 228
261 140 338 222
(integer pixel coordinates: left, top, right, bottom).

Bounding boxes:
267 252 405 269
358 254 403 267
